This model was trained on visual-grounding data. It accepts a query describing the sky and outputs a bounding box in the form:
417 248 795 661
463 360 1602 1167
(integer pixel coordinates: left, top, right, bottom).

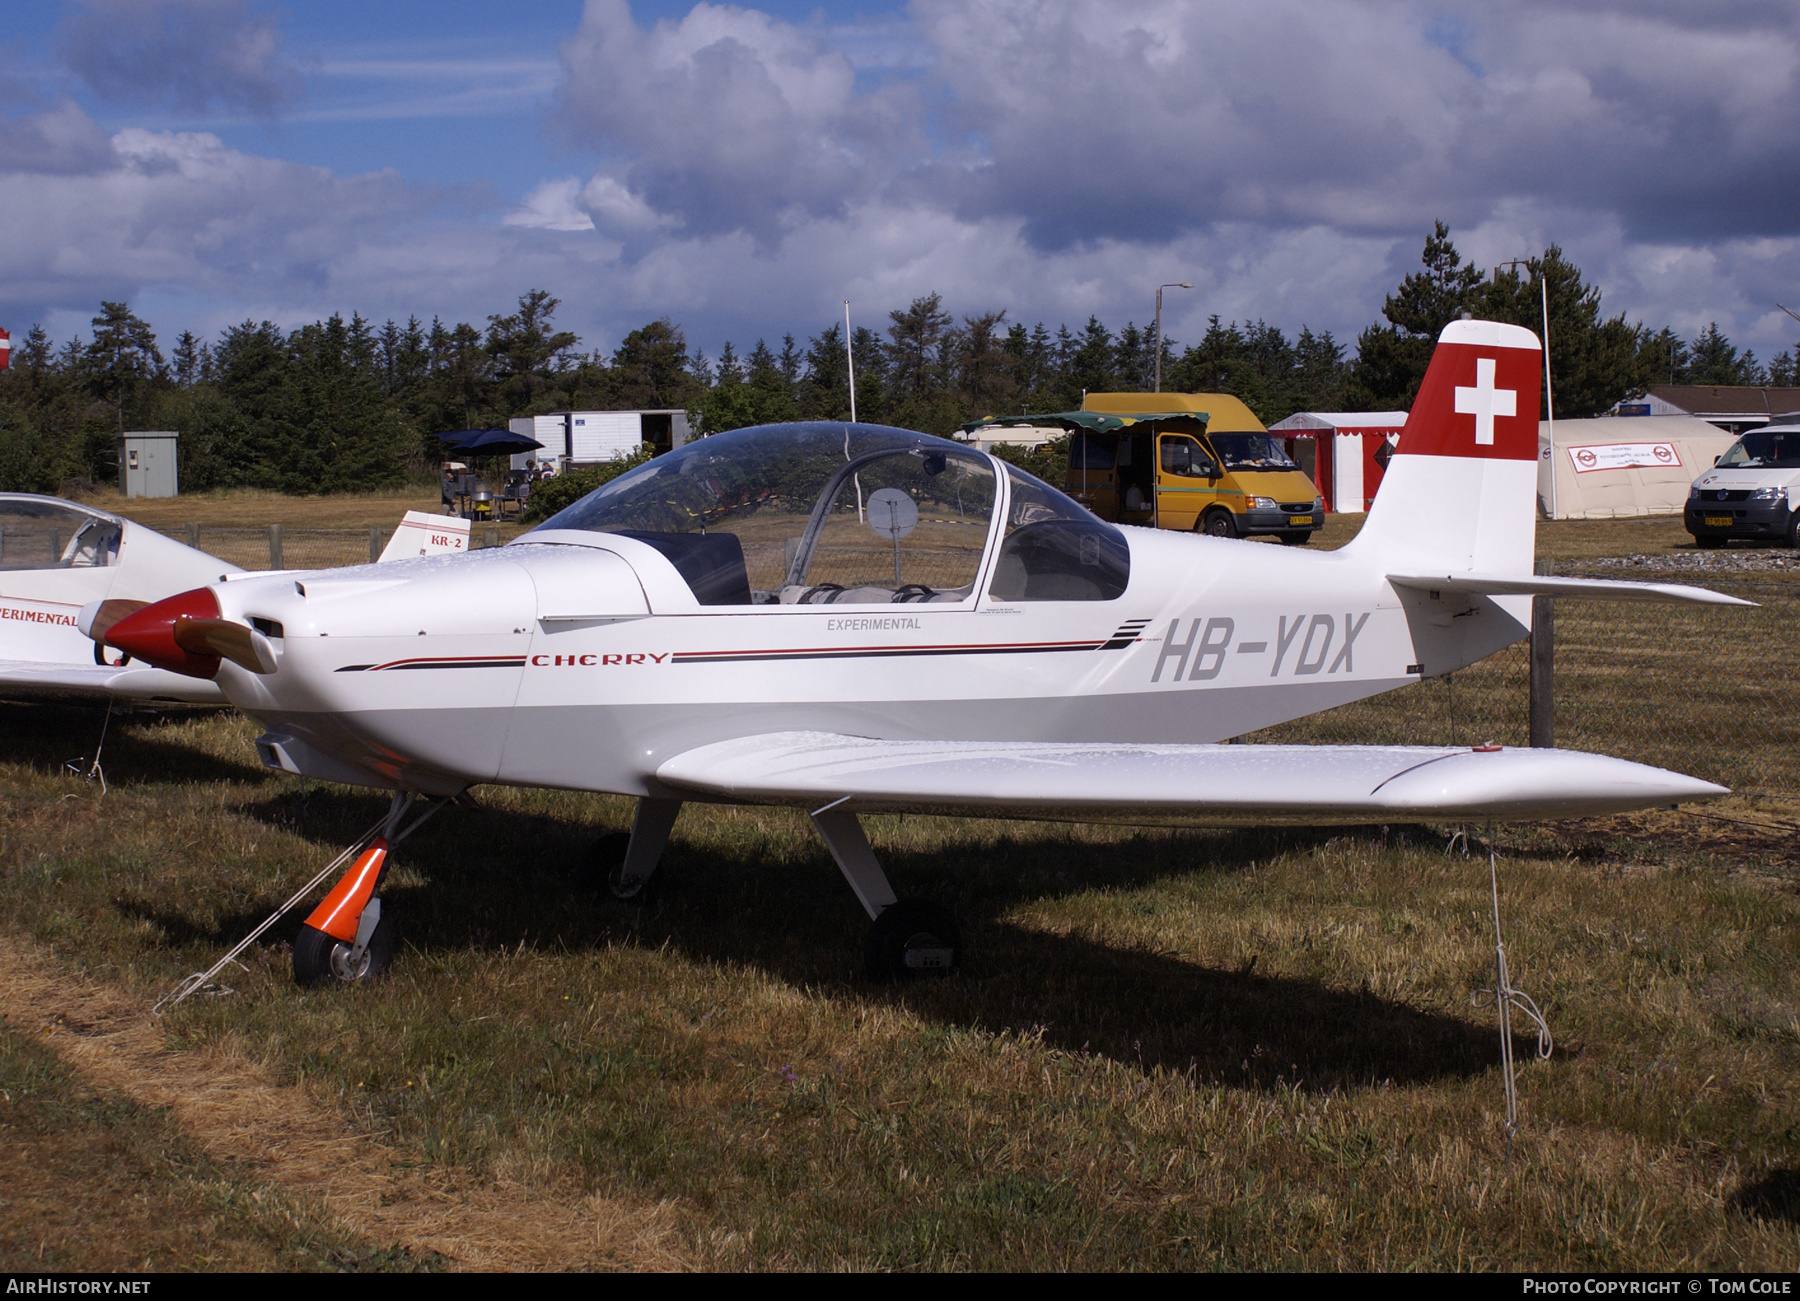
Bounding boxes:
2 0 1799 367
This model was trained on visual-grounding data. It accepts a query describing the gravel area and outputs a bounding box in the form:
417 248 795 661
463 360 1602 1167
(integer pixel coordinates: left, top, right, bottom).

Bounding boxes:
1579 550 1800 574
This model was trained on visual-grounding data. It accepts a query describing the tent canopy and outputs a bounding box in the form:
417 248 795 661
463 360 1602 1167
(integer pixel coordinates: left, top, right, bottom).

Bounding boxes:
1538 415 1736 520
961 409 1205 436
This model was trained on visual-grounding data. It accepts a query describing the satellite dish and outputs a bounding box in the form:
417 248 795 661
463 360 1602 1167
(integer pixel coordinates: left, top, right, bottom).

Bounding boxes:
866 488 918 540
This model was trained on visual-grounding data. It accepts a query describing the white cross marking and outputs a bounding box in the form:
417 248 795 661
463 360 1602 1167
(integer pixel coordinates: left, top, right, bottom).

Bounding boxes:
1454 357 1515 445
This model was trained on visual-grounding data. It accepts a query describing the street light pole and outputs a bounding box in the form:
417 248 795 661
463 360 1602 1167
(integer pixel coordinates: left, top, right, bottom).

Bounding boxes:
1154 282 1192 392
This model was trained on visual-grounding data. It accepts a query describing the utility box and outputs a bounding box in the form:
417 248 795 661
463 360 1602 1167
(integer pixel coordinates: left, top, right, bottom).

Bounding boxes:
119 431 179 498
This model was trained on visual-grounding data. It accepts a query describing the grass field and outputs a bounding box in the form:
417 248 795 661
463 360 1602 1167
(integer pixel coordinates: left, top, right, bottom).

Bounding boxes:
2 700 1799 1270
5 495 1798 1270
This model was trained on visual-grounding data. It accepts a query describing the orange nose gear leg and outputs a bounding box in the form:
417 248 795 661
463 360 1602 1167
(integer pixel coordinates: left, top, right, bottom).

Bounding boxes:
304 839 388 942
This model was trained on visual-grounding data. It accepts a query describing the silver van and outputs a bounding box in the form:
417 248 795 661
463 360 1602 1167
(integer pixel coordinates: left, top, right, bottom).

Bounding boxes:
1685 421 1800 548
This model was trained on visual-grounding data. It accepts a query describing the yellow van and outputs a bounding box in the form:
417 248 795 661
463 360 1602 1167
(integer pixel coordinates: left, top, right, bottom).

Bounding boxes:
1074 392 1322 542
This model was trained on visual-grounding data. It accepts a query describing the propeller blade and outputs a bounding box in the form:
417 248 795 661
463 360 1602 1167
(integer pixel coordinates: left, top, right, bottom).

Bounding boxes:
172 616 277 674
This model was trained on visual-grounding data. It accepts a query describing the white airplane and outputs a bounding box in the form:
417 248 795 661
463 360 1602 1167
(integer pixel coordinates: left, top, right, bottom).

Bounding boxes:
92 321 1747 985
0 501 472 705
0 493 237 704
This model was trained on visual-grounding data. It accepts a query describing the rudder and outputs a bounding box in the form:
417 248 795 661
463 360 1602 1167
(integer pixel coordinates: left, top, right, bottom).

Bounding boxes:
1345 319 1542 575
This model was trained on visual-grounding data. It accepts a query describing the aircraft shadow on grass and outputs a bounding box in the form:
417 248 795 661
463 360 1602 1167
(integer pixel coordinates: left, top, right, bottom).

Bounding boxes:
0 701 263 788
164 785 1520 1095
1728 1168 1800 1225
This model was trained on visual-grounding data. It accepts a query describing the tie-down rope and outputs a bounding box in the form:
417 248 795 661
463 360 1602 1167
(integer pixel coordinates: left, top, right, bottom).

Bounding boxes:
151 793 444 1016
1472 830 1553 1146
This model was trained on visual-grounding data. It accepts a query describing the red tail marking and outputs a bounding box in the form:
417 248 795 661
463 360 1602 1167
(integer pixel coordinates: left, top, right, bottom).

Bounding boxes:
1394 322 1542 462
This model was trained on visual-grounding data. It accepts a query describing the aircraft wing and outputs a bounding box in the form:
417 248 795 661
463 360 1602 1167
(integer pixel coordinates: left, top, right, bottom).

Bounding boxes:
655 731 1725 825
0 658 226 704
1387 572 1752 606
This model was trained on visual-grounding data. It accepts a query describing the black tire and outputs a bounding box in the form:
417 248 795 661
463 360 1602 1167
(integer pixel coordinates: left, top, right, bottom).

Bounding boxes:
1788 511 1800 550
293 914 395 987
1277 530 1312 546
608 860 651 900
577 831 632 893
1695 534 1726 550
864 898 961 982
1201 509 1238 539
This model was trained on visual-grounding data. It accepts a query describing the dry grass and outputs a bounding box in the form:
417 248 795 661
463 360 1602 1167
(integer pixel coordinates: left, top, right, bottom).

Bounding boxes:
1 701 1798 1269
0 1006 415 1270
3 495 1795 1270
84 487 445 531
0 934 688 1271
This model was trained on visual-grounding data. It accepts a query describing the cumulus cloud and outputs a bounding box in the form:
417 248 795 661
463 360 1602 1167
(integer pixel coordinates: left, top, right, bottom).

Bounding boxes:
556 0 921 239
59 0 303 117
0 101 119 176
6 0 1800 367
533 0 1800 352
910 0 1800 247
0 115 430 320
505 178 597 232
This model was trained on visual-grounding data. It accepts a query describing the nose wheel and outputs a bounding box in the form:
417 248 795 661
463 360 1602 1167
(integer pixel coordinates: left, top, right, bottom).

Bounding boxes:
293 912 396 985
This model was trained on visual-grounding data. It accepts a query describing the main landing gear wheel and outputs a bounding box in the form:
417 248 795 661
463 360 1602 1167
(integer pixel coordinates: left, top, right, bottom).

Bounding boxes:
1202 509 1238 539
292 915 395 986
864 899 961 982
581 832 639 896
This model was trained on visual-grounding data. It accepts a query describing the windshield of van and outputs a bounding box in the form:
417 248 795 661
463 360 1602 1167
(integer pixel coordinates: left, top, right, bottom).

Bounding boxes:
1718 428 1800 468
1208 433 1295 470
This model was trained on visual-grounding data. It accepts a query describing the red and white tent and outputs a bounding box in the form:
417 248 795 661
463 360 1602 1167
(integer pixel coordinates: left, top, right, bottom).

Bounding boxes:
0 329 10 371
1267 411 1409 513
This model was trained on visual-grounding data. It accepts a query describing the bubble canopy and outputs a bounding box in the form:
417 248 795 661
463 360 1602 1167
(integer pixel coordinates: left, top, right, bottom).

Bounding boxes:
536 421 1128 605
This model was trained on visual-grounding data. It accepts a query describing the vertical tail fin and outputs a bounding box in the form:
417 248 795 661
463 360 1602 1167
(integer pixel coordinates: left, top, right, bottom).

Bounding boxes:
1344 320 1542 574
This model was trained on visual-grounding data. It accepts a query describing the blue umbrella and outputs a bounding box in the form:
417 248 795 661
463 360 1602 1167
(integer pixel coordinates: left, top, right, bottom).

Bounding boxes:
457 428 544 456
434 427 510 449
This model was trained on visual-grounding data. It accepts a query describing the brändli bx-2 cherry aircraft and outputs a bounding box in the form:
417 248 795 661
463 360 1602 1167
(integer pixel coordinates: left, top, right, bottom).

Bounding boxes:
94 320 1748 985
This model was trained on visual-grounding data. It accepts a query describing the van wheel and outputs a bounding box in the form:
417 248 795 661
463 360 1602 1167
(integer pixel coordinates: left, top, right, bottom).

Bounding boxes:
1201 509 1237 539
1696 535 1726 550
1788 512 1800 549
1278 530 1312 546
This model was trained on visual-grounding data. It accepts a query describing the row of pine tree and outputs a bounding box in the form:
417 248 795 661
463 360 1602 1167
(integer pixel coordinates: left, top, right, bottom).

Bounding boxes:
0 225 1790 495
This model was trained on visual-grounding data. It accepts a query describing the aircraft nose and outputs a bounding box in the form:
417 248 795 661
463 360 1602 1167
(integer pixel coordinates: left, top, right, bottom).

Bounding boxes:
104 587 225 679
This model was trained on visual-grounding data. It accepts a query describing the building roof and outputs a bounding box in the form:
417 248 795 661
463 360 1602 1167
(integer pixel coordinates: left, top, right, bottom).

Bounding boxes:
1646 385 1800 418
1083 391 1264 431
1269 411 1409 430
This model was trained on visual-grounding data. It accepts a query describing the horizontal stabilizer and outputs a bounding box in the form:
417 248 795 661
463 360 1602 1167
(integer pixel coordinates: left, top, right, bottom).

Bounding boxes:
1388 572 1753 607
657 732 1726 825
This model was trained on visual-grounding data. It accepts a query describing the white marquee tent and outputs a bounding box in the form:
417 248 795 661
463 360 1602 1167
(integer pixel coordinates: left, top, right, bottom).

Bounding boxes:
1537 416 1737 520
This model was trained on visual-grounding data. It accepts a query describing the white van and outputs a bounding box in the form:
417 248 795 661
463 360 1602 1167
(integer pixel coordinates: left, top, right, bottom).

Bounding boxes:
1685 421 1800 548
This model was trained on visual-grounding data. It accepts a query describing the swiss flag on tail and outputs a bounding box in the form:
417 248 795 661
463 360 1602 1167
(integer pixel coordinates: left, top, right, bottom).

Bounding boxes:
0 329 10 371
1393 320 1541 461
